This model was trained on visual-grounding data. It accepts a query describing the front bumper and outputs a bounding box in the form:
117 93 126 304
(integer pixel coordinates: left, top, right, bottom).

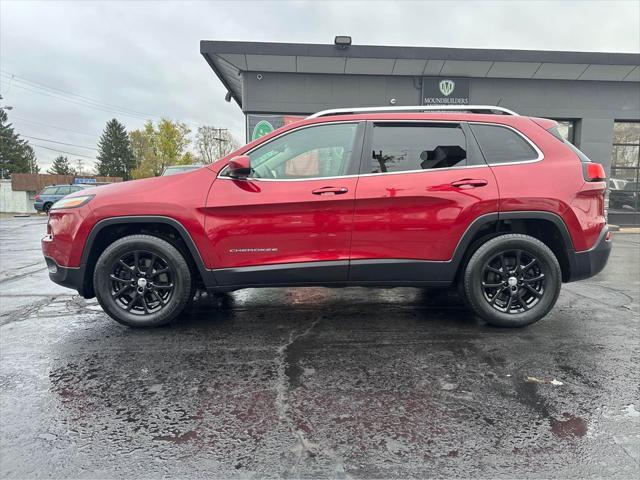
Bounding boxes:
566 226 612 282
44 256 87 296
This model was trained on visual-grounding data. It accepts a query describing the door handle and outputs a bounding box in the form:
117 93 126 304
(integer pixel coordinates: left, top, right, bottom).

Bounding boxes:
312 186 349 195
450 178 488 189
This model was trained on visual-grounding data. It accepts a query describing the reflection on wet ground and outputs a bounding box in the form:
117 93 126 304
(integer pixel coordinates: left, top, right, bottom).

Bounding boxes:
1 217 639 478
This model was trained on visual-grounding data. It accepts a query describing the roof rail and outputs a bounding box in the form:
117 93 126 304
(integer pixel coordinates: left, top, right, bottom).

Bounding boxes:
307 105 519 119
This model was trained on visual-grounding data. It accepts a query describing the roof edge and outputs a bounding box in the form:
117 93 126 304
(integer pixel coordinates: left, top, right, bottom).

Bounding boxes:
200 40 640 66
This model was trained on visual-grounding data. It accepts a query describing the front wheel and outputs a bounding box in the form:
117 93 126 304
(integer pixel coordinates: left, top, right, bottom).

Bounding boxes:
462 234 562 328
93 234 192 327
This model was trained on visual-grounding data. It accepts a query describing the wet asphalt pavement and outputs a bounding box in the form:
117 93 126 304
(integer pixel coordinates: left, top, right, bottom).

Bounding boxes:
0 215 638 479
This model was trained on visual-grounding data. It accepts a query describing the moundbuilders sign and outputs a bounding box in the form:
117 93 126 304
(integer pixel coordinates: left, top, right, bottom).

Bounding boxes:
422 78 470 105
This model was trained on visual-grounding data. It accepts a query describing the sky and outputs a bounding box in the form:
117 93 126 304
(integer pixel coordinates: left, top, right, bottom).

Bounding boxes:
1 0 639 172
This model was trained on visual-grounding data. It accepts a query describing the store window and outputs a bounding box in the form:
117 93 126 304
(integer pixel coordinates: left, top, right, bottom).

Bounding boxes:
551 119 576 144
609 122 640 219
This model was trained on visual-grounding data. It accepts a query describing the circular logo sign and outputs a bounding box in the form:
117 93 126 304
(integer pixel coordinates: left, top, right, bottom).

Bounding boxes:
252 120 275 141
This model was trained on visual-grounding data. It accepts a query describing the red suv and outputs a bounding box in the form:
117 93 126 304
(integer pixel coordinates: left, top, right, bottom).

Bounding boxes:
42 106 611 328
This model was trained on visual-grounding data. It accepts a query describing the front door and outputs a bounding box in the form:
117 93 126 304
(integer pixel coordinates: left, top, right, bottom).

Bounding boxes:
350 121 499 282
204 121 364 286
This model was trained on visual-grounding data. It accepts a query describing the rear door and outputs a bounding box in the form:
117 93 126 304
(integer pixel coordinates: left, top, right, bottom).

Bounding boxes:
350 121 499 282
205 121 364 286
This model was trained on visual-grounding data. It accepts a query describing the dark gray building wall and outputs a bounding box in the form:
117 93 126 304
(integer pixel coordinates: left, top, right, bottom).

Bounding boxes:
242 71 640 172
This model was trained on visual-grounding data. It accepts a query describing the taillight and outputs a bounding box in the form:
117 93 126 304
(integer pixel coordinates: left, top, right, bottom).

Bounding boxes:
35 194 41 201
583 162 606 182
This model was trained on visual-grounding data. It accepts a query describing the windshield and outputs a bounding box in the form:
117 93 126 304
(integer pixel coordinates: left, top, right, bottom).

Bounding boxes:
162 166 200 176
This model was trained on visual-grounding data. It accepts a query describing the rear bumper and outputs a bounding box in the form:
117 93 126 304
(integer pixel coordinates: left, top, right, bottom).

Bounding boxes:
566 226 612 282
44 256 89 297
34 202 44 212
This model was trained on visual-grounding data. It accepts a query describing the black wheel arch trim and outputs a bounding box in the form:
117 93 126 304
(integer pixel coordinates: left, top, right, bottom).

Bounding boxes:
449 210 577 281
78 216 218 295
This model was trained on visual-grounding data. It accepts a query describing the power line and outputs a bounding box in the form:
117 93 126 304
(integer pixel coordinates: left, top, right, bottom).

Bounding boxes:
10 115 99 138
6 81 153 121
0 71 162 120
30 143 97 160
21 134 97 151
0 71 205 128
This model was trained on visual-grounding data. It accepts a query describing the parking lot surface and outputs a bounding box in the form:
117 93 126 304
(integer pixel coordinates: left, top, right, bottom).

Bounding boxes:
1 215 638 479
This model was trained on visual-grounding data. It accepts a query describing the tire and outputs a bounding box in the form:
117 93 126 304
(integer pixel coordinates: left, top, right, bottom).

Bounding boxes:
93 234 192 327
43 202 52 214
462 234 561 328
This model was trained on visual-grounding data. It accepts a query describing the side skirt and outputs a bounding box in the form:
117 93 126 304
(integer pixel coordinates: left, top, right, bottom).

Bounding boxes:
210 259 455 291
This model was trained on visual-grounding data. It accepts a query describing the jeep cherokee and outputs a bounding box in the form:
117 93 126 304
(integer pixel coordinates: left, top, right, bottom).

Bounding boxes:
42 105 612 328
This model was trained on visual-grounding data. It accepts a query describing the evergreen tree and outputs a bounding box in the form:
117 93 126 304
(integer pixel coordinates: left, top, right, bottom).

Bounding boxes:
47 155 75 175
0 109 40 178
95 119 135 180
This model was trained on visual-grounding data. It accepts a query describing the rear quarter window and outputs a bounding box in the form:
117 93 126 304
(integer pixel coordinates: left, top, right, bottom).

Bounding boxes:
470 124 539 164
40 187 58 195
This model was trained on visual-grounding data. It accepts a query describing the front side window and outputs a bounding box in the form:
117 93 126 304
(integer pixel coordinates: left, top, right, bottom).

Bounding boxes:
367 123 467 174
470 124 538 164
246 123 359 179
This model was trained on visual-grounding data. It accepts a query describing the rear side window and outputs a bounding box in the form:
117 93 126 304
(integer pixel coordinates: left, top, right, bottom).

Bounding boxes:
56 186 72 195
367 123 467 174
41 187 58 195
470 124 538 164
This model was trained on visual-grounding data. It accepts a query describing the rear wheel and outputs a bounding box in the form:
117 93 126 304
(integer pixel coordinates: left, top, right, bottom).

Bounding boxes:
93 234 192 327
43 202 52 214
462 234 561 327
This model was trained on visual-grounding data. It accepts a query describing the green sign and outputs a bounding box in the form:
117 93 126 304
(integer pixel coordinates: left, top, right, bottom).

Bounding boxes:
252 120 274 141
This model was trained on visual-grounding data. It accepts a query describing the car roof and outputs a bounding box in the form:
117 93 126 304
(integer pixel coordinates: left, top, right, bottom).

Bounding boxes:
43 184 92 189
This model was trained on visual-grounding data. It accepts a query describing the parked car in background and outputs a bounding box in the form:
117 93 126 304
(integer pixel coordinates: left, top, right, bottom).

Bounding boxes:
161 165 202 176
609 181 639 210
42 105 611 329
34 184 93 213
608 178 628 191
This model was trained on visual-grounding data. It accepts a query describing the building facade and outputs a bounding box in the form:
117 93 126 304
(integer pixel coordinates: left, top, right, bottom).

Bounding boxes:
201 41 640 225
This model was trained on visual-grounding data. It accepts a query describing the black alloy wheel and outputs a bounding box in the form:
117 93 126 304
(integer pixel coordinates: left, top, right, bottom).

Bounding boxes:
93 234 192 327
462 234 561 327
109 250 174 315
481 249 546 314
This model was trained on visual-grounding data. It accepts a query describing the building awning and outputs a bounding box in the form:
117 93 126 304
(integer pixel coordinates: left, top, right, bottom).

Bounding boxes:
200 40 640 108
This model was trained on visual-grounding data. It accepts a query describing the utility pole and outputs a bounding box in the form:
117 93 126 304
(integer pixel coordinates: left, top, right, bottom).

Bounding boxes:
75 159 84 176
212 128 229 157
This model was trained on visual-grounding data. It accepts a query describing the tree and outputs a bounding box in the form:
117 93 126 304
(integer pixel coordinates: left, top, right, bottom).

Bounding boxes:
156 119 191 166
26 148 40 174
95 119 135 180
130 119 193 179
47 155 75 175
0 109 40 178
195 126 240 164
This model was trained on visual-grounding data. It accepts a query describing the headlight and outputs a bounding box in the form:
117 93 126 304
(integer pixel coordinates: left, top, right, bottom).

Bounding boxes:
50 195 94 210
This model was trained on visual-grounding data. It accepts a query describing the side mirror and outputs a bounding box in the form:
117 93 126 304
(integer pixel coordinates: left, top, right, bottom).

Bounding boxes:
227 155 252 179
